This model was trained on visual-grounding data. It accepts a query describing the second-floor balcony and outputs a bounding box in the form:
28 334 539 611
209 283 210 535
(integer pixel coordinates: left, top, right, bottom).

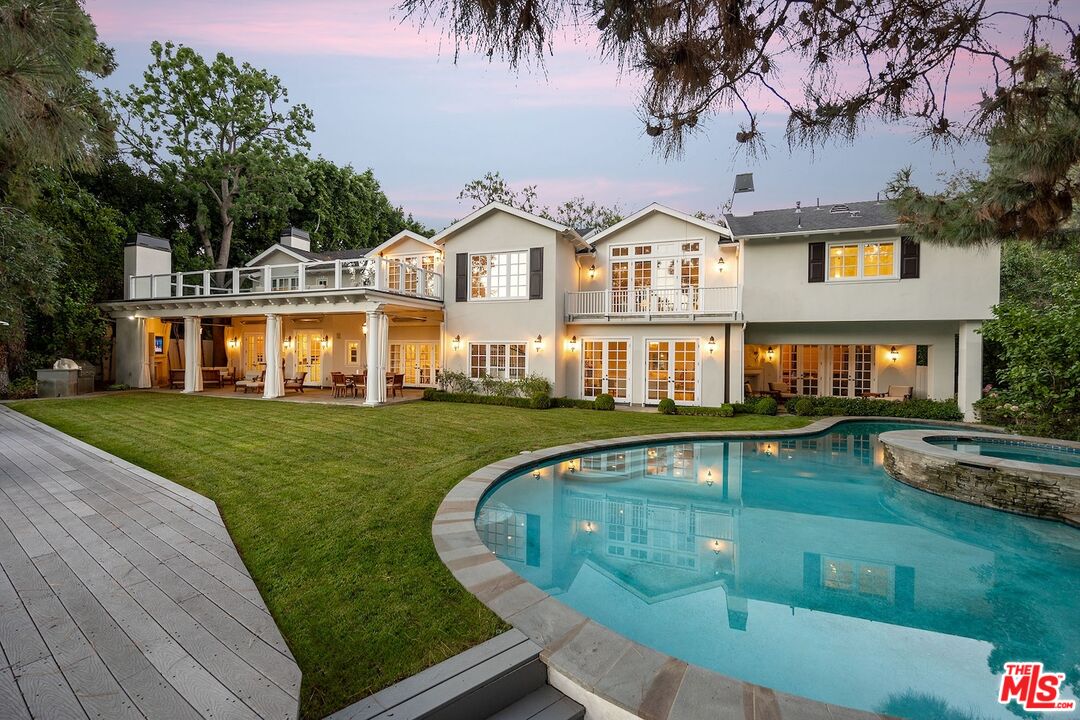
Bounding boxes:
127 257 443 303
566 286 740 321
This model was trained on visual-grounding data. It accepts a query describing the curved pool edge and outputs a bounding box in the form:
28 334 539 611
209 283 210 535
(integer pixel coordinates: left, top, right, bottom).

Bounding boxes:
432 416 989 720
880 430 1080 527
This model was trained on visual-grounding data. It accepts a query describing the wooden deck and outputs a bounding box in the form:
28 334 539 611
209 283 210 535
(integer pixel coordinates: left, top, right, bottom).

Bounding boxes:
0 406 300 720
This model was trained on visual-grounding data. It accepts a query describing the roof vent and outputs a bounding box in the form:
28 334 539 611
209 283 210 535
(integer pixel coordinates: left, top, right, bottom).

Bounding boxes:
829 204 850 213
849 211 861 218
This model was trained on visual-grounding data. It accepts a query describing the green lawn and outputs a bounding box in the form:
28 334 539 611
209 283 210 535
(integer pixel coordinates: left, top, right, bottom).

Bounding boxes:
8 393 810 718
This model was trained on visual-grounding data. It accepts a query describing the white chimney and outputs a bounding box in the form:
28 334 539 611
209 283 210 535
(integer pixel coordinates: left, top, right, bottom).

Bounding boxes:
279 227 310 252
124 233 172 300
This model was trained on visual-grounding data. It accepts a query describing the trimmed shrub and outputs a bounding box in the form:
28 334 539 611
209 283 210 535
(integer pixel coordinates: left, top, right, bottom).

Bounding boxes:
551 397 595 409
783 395 963 421
730 402 753 414
422 387 438 401
794 398 814 416
717 403 735 417
422 390 535 409
529 391 552 410
658 398 677 415
594 393 615 411
754 397 778 416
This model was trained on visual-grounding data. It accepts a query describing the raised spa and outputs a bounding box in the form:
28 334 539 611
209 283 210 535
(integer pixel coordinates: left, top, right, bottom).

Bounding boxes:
927 435 1080 468
475 421 1080 719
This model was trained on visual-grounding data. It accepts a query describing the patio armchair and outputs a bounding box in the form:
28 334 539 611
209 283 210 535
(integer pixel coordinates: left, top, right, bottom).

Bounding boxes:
284 371 308 393
169 369 185 389
236 370 265 394
201 368 223 389
330 372 356 398
767 382 798 401
387 372 405 398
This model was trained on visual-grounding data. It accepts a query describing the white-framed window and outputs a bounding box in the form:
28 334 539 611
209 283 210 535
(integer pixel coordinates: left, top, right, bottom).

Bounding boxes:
469 342 527 379
827 240 897 281
346 341 360 365
470 251 528 300
272 275 299 291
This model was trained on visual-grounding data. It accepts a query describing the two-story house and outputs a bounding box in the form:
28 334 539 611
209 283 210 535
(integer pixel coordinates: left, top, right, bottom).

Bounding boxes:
104 197 999 419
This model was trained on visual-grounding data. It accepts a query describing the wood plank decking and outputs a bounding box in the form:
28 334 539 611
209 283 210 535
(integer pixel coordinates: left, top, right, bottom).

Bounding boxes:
0 405 300 720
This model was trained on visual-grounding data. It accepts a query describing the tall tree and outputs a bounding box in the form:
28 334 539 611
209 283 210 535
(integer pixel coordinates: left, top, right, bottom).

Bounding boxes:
109 41 314 268
456 171 623 231
457 170 539 213
0 0 115 205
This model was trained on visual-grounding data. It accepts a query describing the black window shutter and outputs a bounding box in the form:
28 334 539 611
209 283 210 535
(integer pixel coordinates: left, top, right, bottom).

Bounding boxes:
900 236 920 279
455 253 468 302
529 247 544 299
807 241 826 283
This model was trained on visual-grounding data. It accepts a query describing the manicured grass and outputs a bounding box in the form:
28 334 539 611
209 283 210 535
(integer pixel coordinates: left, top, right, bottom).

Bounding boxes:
8 393 810 718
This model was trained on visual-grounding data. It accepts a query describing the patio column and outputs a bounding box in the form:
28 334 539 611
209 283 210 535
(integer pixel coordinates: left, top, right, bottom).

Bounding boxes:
364 310 387 406
183 316 202 393
263 313 285 398
726 323 745 403
957 320 983 422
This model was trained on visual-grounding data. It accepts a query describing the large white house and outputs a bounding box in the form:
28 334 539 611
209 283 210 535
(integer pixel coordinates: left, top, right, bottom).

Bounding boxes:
105 198 999 419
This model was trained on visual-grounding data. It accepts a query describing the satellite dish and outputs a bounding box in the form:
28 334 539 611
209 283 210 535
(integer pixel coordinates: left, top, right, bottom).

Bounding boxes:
733 173 755 193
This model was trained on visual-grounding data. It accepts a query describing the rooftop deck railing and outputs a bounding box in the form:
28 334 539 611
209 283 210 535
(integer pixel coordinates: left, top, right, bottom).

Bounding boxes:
565 286 740 318
128 257 443 302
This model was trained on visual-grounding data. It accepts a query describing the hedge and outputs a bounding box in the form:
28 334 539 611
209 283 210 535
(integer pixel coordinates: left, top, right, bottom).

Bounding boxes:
550 397 596 409
783 395 963 420
422 389 536 409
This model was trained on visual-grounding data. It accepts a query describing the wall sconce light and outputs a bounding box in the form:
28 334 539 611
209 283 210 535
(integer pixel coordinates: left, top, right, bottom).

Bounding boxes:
705 469 714 486
568 459 577 473
715 255 726 272
533 468 541 479
567 335 578 351
584 521 593 534
533 334 543 352
320 334 330 348
282 335 293 350
705 336 717 354
451 335 461 351
587 264 597 280
227 337 240 350
712 539 723 555
765 346 775 361
888 345 900 362
362 323 368 335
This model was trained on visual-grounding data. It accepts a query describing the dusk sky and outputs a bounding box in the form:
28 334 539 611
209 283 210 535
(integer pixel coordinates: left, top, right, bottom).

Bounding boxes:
86 0 1064 230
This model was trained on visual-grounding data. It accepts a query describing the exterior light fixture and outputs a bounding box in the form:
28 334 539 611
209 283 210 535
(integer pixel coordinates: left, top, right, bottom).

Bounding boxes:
321 334 330 348
715 255 726 271
567 335 578 351
888 345 900 362
713 539 723 555
282 335 292 349
766 346 775 361
568 459 577 473
227 337 240 350
451 334 461 351
533 334 543 352
705 336 717 354
584 521 593 534
705 469 714 486
362 323 367 335
533 468 541 479
587 264 597 280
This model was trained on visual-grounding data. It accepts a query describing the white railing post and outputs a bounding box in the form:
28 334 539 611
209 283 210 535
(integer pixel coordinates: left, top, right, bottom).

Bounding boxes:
374 258 385 291
263 265 272 293
202 269 210 296
232 268 240 295
334 260 342 289
298 263 306 292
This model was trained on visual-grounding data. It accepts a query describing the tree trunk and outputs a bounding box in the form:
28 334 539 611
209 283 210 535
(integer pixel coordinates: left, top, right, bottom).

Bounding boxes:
215 178 233 269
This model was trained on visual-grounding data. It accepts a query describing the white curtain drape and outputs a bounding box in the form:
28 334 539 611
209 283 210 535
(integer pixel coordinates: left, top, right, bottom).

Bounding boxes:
364 311 387 405
136 317 152 388
263 314 285 398
183 316 203 392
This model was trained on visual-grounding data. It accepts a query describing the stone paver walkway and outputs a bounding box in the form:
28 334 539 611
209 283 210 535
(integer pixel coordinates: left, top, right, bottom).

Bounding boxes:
0 406 300 720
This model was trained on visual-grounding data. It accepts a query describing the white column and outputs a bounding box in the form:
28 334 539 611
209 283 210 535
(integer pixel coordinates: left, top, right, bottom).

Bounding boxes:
183 316 202 393
957 321 983 421
727 324 745 403
364 310 386 405
263 314 285 398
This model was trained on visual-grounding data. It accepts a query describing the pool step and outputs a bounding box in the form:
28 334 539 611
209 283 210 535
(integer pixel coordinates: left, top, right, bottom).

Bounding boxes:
325 629 583 720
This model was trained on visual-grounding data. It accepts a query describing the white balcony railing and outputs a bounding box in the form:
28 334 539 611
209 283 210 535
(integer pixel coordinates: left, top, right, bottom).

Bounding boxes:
566 286 739 318
128 257 443 303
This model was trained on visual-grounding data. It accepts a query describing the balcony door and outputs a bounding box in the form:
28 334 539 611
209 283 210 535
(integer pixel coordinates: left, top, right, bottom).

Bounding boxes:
830 344 874 397
645 339 699 405
609 241 702 314
581 339 629 402
294 332 324 385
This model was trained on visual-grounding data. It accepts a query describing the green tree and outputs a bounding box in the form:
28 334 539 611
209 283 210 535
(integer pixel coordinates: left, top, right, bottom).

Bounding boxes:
548 197 623 232
456 171 623 232
457 170 539 214
0 0 115 205
109 41 315 268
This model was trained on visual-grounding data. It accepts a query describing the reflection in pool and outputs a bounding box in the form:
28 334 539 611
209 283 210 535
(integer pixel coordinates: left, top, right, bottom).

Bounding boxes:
476 422 1080 719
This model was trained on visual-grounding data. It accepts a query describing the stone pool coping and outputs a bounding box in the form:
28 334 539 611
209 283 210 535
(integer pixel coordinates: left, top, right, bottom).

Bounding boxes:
432 416 999 720
880 429 1080 527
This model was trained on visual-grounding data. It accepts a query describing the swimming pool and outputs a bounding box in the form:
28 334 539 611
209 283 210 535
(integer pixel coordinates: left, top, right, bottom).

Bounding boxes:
927 436 1080 468
475 421 1080 719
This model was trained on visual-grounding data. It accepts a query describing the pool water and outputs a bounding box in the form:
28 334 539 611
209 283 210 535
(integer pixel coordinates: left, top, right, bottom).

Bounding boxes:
928 437 1080 468
476 421 1080 719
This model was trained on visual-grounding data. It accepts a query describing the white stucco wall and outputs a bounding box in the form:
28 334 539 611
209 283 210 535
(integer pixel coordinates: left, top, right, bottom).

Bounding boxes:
741 230 999 323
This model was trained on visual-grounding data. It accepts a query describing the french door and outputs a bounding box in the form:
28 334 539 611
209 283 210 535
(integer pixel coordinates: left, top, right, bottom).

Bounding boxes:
830 344 873 396
645 339 699 405
581 339 629 402
780 344 821 395
294 332 324 385
390 342 439 386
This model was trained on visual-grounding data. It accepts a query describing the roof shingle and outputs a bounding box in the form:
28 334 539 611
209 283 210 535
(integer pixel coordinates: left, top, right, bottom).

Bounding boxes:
724 200 897 237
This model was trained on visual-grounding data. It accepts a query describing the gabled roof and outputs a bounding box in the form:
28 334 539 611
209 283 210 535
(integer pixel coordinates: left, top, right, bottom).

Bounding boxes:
244 243 371 267
724 200 898 238
368 229 436 256
587 203 734 246
430 202 584 246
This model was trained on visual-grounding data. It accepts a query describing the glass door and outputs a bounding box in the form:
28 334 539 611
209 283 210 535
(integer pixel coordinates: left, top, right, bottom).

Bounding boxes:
581 340 629 402
611 262 629 313
853 344 873 396
646 339 698 405
780 344 820 395
391 342 439 387
831 345 852 396
402 343 419 385
829 344 873 396
295 332 323 385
